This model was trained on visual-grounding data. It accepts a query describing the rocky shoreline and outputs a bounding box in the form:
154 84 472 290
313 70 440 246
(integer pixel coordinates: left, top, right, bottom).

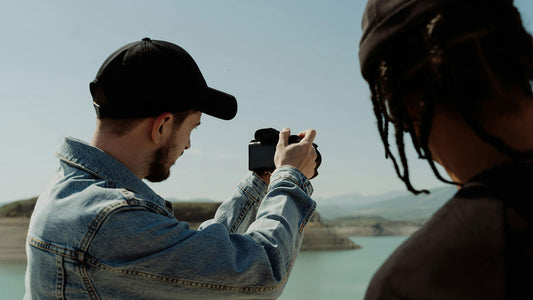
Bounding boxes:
334 224 420 237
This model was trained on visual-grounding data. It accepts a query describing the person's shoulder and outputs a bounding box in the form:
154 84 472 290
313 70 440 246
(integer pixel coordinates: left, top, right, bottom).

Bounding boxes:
365 190 507 299
445 185 504 224
376 188 505 269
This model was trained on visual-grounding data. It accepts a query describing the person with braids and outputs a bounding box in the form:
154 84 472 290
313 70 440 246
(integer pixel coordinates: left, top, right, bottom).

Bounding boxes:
359 0 533 298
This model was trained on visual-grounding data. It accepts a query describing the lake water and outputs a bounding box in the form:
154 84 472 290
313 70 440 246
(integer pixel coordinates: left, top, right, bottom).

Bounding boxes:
280 236 406 299
0 262 26 299
0 236 406 300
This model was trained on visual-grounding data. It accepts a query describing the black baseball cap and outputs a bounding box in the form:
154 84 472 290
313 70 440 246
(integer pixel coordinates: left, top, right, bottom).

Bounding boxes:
90 37 237 120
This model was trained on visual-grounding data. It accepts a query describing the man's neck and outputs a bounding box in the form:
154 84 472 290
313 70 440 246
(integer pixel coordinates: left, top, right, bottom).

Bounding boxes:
90 124 152 179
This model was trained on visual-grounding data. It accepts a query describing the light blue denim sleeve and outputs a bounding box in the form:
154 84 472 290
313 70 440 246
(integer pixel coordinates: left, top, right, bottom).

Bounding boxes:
199 171 268 233
86 166 315 298
245 165 315 271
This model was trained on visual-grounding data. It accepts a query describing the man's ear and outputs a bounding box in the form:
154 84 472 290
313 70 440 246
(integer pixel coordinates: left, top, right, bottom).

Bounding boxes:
150 112 174 145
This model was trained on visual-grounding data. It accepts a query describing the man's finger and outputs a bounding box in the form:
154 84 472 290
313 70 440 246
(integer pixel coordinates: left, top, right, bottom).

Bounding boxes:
299 129 316 143
278 128 290 147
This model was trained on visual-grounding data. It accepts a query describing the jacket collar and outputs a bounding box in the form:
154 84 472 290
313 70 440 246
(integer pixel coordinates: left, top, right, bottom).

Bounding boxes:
55 137 166 206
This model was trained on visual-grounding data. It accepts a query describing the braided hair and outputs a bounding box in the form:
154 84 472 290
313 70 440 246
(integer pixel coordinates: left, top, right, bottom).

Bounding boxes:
366 2 533 194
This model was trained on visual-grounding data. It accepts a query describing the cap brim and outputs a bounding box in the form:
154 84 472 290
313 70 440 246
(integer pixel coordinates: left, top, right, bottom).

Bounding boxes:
194 87 238 120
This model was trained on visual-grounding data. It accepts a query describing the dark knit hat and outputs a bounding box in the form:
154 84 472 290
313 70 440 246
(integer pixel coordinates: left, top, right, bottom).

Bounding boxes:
359 0 510 78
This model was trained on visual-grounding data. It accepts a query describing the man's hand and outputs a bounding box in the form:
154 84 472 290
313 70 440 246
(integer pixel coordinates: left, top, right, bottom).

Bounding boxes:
274 128 317 179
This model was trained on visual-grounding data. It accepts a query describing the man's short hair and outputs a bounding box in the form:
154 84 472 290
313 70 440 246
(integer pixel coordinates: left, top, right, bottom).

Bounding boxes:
98 110 194 137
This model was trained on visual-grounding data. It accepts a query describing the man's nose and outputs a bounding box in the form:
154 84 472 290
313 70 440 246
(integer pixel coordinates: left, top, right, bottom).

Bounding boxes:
185 139 191 150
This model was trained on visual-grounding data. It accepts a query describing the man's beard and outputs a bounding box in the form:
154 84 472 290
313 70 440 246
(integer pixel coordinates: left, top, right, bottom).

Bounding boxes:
145 140 173 183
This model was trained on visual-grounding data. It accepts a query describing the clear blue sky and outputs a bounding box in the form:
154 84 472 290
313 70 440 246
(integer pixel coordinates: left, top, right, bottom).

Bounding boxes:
1 0 532 204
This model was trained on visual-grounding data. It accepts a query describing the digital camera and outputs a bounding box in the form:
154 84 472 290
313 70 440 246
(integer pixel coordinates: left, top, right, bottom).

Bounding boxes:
248 128 321 179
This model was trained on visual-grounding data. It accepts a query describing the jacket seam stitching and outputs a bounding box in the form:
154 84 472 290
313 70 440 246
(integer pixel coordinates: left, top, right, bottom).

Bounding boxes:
229 199 255 233
299 201 317 233
285 200 316 273
79 201 132 253
118 189 174 217
238 183 262 204
29 235 287 293
27 235 78 260
78 262 100 300
55 255 65 300
55 152 106 180
27 198 175 261
272 175 306 192
84 256 286 293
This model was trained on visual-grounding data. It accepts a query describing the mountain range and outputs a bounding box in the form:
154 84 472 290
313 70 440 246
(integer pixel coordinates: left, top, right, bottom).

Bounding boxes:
316 186 458 221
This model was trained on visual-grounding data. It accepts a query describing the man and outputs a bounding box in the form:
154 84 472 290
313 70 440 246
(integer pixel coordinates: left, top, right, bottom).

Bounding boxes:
359 0 533 299
25 38 318 299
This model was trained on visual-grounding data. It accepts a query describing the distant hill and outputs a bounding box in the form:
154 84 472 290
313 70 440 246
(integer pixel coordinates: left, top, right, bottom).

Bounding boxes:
314 190 403 207
318 186 457 221
0 197 37 218
0 197 220 221
167 197 219 203
328 214 427 236
173 202 221 222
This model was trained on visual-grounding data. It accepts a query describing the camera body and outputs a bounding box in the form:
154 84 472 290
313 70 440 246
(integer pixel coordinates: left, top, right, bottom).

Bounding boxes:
248 128 321 178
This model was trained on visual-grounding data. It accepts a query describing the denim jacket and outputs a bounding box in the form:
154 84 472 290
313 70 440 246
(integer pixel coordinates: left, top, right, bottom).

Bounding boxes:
25 137 316 299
